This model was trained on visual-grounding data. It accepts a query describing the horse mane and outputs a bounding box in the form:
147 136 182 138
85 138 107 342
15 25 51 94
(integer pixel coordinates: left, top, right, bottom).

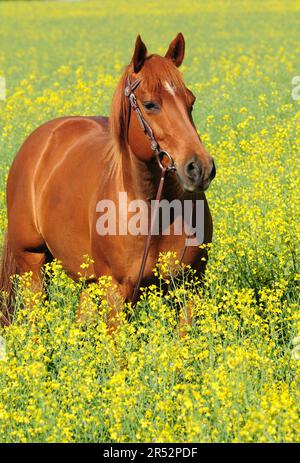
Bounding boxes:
109 64 131 154
109 55 186 154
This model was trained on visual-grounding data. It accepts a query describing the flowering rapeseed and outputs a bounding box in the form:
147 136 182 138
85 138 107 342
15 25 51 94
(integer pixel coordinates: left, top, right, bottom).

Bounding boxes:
0 0 299 443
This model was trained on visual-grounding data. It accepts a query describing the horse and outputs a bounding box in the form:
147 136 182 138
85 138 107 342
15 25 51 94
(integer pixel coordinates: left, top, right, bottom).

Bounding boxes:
0 33 215 328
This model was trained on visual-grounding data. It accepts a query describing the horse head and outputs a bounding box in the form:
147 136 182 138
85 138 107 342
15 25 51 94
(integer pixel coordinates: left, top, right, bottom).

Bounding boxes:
111 33 216 193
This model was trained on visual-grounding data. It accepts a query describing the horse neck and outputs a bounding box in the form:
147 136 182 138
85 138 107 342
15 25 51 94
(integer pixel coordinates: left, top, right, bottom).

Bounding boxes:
121 147 184 202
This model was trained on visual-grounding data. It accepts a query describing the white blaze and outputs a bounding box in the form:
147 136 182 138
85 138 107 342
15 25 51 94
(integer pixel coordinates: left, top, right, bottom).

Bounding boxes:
164 81 176 96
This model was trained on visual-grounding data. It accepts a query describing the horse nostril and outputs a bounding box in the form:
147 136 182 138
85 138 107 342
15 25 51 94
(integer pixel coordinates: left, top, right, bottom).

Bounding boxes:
210 160 216 180
185 160 200 181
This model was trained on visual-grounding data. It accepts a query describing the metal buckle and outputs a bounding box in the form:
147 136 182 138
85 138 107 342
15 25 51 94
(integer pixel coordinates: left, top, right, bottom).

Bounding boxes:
124 86 131 97
129 93 138 109
156 150 175 171
150 140 158 151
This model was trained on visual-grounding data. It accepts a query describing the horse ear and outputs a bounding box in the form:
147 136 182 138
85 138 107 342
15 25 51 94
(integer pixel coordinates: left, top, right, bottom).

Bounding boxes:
165 32 185 67
131 35 147 73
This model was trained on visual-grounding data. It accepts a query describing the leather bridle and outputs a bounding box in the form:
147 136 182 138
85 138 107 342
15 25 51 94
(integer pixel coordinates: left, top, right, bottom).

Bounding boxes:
125 76 176 171
125 76 194 304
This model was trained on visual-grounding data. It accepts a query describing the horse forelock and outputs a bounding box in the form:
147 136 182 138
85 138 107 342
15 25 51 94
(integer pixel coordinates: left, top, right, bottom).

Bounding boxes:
138 55 186 95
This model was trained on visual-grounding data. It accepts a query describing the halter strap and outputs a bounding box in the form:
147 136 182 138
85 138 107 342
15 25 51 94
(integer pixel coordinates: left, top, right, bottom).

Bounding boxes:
125 76 175 170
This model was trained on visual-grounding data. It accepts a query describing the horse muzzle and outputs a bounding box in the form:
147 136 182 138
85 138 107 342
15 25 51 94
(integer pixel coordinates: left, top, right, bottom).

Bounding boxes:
178 156 216 192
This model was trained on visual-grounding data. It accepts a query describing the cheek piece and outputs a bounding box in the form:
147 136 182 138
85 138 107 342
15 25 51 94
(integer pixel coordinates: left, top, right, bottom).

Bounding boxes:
124 76 175 171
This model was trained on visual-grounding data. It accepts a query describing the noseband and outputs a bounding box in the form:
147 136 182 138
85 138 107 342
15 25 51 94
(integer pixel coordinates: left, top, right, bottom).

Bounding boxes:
124 76 193 304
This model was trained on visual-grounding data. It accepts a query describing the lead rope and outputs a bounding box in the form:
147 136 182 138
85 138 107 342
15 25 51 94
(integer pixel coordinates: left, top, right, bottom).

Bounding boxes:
132 167 167 305
131 175 195 305
178 199 195 264
125 76 194 305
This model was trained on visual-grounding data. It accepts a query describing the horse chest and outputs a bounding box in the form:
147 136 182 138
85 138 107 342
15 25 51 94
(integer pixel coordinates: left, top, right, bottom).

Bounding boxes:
123 232 199 282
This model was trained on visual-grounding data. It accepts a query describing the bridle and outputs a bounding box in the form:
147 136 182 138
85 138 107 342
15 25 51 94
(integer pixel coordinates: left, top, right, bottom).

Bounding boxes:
124 76 176 171
125 76 194 304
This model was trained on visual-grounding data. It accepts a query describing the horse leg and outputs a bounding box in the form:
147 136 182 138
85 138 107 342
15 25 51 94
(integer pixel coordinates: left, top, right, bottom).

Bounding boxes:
8 247 49 322
15 249 47 290
106 283 126 333
178 248 209 337
77 278 125 334
1 232 49 323
1 248 47 325
178 303 193 338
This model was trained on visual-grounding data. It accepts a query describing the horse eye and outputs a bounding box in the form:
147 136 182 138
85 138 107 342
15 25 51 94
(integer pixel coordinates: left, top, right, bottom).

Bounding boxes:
142 101 159 111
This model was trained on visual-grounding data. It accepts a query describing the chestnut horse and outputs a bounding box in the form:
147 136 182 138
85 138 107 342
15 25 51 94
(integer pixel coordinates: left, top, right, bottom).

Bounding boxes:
0 33 215 326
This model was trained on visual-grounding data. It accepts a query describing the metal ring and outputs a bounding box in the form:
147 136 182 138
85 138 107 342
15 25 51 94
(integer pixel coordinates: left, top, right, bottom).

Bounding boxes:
156 150 175 171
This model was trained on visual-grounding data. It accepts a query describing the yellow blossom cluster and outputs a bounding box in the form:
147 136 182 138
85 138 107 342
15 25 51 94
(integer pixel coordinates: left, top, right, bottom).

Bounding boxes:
0 0 299 443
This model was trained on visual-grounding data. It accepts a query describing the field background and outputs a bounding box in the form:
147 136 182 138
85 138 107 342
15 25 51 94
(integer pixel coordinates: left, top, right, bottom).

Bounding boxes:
0 0 300 442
